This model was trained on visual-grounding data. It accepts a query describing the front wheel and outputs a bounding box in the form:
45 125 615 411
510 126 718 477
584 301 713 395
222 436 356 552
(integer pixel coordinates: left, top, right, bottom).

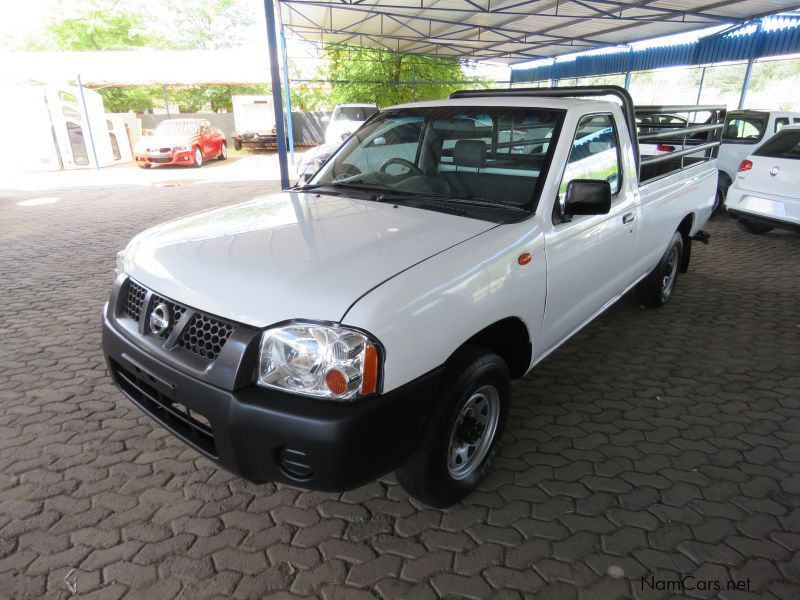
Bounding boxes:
396 347 510 508
736 218 773 235
193 147 203 168
636 231 683 307
218 142 227 161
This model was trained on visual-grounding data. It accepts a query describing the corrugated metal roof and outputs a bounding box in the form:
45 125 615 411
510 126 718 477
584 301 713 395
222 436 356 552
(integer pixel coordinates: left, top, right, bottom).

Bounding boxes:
279 0 800 64
511 13 800 82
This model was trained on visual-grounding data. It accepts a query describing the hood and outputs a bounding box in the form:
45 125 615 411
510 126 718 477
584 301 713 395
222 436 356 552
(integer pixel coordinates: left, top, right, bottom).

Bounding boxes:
135 134 197 150
123 191 494 327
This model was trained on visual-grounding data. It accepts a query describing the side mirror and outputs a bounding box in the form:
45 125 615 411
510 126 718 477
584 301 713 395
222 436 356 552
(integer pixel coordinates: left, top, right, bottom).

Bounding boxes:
321 115 330 123
562 179 611 221
372 137 386 146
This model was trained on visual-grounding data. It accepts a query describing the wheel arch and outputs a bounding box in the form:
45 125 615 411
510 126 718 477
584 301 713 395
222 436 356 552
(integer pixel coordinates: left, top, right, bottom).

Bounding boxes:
452 317 532 380
677 213 694 273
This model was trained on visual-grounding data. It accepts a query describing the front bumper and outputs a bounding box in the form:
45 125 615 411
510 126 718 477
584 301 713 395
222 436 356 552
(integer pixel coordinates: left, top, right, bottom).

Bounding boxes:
134 149 195 166
102 308 441 491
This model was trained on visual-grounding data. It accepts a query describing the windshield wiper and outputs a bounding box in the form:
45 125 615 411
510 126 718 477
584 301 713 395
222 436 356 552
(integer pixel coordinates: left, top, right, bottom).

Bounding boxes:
419 194 528 211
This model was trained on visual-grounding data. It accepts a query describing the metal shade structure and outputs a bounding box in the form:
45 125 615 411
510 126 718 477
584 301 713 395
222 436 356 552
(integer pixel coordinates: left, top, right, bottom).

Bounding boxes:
278 0 800 64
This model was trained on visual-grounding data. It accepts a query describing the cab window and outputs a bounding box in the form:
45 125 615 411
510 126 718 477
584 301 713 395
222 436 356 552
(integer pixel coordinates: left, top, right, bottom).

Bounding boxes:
560 113 621 203
723 116 766 142
774 117 790 133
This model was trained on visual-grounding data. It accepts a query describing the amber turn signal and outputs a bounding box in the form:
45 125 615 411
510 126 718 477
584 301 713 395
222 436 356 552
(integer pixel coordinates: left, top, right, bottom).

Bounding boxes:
361 344 379 395
518 252 532 265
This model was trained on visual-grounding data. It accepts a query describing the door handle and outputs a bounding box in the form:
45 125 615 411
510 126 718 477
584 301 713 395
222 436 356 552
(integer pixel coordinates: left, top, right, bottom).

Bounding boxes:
622 213 635 225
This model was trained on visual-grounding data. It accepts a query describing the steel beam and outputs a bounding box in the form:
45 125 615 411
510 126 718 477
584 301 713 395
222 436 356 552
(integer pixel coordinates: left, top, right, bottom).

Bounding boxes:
264 0 290 189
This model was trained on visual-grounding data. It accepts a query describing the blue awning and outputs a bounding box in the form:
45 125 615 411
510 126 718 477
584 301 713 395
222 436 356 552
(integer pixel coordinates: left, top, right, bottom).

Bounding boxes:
511 14 800 84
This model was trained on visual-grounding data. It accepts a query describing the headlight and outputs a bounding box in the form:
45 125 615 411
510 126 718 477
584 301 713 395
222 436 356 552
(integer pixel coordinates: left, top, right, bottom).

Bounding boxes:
258 323 381 400
115 250 126 279
173 145 191 152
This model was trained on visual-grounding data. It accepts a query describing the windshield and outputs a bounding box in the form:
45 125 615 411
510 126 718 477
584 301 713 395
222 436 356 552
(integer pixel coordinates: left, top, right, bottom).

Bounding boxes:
154 120 200 136
723 115 766 142
754 130 800 159
333 106 379 122
310 106 564 212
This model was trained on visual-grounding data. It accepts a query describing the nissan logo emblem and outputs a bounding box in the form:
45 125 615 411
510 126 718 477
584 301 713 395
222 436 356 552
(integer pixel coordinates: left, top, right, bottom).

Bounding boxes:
149 303 171 336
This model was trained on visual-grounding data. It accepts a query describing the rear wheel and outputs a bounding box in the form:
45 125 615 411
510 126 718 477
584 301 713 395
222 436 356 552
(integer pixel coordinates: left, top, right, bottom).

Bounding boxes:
711 190 724 217
396 346 510 508
637 231 683 307
736 218 773 235
193 147 203 168
218 142 227 161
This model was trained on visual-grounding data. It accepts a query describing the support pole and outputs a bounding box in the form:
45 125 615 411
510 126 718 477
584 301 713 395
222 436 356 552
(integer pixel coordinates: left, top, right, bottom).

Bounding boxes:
162 85 170 117
263 0 290 189
738 20 764 110
624 47 633 90
280 28 295 166
412 62 417 101
696 66 706 105
738 58 755 110
77 74 100 170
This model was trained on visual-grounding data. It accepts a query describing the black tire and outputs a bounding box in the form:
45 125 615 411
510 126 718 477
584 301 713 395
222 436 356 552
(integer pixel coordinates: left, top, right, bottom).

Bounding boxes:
233 139 242 151
218 141 227 161
711 190 724 218
636 231 683 308
396 346 510 508
736 218 773 235
138 163 151 169
193 147 203 168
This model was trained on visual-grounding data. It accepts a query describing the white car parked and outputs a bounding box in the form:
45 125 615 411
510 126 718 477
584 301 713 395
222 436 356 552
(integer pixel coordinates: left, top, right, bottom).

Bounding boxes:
323 103 379 145
717 109 800 203
726 124 800 234
104 87 721 507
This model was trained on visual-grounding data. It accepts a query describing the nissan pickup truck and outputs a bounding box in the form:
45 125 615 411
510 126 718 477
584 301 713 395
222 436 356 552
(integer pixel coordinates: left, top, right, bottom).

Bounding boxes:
103 87 723 508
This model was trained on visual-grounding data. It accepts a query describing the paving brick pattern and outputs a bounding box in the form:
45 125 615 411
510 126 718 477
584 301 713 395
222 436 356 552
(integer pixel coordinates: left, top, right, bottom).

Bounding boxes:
1 182 799 599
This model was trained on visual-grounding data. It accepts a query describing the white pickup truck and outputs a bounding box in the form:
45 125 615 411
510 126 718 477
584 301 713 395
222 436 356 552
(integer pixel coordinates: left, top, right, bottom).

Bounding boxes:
104 87 722 507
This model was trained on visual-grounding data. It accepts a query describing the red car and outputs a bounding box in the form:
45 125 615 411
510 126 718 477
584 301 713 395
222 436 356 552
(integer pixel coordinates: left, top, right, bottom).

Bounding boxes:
134 118 227 168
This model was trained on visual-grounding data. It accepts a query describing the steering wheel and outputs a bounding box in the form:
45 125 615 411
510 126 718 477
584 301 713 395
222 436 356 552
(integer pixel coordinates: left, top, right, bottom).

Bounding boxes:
379 157 423 176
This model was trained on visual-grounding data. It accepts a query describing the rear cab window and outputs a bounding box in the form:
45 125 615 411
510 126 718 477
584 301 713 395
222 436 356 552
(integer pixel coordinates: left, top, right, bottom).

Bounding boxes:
723 115 767 143
754 130 800 160
774 117 790 133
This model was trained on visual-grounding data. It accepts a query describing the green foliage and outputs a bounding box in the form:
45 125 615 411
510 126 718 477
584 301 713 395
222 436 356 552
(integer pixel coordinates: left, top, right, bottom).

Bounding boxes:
170 84 268 111
319 45 484 107
97 86 162 112
163 0 255 50
33 0 163 51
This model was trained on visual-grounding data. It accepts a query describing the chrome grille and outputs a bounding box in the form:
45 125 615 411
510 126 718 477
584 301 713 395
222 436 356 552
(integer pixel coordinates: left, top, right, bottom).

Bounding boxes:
149 295 187 339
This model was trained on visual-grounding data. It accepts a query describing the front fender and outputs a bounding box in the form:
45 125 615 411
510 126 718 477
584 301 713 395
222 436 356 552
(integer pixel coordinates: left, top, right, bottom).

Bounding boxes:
341 218 548 392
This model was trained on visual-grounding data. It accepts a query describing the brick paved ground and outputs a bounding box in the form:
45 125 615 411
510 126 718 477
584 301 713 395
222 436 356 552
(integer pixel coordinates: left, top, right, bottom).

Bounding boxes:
1 181 799 599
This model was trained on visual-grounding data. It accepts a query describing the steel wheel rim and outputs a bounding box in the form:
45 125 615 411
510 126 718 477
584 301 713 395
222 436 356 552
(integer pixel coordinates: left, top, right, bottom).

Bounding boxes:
221 143 227 158
661 245 679 301
447 385 500 480
195 149 202 166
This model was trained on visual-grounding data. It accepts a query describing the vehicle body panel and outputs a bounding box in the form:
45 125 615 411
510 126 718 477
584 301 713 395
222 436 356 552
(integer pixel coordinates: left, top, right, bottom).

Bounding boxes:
121 191 495 328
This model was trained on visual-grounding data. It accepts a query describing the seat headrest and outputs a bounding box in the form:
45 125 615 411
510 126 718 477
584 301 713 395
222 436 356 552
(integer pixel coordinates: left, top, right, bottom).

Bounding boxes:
454 139 486 168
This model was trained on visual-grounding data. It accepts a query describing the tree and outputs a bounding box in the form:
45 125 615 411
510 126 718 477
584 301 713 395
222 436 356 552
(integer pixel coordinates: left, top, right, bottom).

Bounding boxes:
31 0 163 51
163 0 255 50
320 45 484 108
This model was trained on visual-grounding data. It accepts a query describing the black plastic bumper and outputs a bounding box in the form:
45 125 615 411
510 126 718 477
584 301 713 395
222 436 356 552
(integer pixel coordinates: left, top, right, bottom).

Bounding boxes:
103 315 442 491
727 208 800 233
